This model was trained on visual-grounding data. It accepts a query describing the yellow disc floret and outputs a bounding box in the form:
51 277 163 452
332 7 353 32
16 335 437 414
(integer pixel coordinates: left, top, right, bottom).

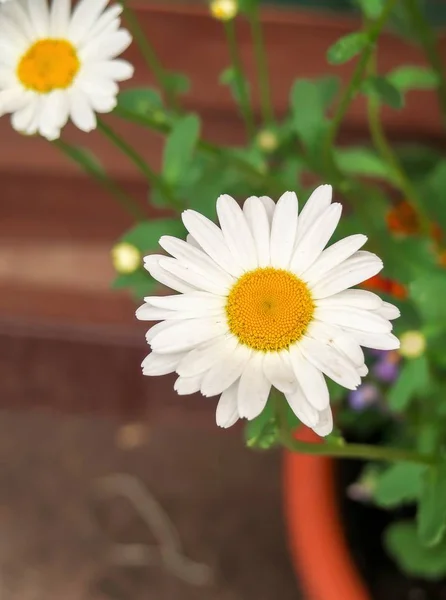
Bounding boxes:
225 267 315 352
17 39 80 93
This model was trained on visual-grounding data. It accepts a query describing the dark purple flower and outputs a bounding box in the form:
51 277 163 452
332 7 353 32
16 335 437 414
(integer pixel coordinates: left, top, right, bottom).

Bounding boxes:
373 350 400 383
349 383 380 411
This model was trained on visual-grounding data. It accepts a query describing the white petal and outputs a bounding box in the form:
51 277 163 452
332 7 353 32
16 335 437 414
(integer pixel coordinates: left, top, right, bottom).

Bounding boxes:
316 289 382 310
315 306 392 334
269 191 298 268
302 234 367 284
288 347 329 410
68 0 109 44
27 0 50 38
243 196 270 267
216 382 240 428
306 320 365 368
174 374 203 395
285 386 320 428
346 330 400 350
300 336 361 390
237 354 271 419
135 304 223 321
68 88 96 132
80 29 131 62
259 195 275 223
159 235 234 289
310 251 383 299
290 203 342 274
150 318 227 354
313 406 333 437
145 320 178 344
201 344 251 397
216 194 257 270
182 210 242 277
374 301 401 320
159 257 229 295
295 184 332 244
186 233 201 249
50 0 70 36
176 334 238 377
141 351 184 376
147 292 225 312
144 254 197 293
263 351 297 393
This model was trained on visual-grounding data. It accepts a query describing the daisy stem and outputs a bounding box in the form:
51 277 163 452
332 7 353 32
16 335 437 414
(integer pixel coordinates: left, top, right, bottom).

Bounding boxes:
53 139 146 221
403 0 446 129
223 20 256 141
247 6 275 125
366 53 431 236
97 118 183 211
323 0 399 174
119 3 180 112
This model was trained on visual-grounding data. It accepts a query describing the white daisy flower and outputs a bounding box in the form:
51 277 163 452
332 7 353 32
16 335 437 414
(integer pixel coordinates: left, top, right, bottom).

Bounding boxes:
136 186 400 437
0 0 134 139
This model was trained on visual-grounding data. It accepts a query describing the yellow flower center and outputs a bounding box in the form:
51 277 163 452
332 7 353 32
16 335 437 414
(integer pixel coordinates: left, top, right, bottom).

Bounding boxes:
17 39 80 93
225 267 315 352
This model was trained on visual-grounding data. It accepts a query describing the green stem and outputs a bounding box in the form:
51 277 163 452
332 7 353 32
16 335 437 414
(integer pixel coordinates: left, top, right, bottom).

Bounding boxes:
324 0 399 173
96 118 182 211
53 139 146 221
120 2 179 111
403 0 446 128
224 20 256 140
274 393 434 466
248 7 274 125
366 54 431 235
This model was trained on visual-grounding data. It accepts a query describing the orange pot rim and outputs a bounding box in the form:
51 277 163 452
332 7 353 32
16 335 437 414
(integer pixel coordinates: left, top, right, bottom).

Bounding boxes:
283 448 371 600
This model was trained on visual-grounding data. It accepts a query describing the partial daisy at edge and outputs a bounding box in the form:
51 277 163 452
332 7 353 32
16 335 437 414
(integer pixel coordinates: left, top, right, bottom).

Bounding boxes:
136 185 401 437
0 0 134 140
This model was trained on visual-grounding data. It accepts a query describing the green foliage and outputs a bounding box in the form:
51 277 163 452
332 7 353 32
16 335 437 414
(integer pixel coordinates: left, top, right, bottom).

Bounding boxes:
162 114 201 185
382 237 436 284
117 87 163 115
290 79 327 153
120 219 185 252
385 521 446 580
417 463 446 547
387 356 430 412
334 146 396 182
419 159 446 231
387 66 439 92
164 72 191 96
373 463 425 508
220 67 250 104
361 75 404 109
112 270 157 301
410 270 446 327
354 0 385 19
244 401 278 449
327 32 369 65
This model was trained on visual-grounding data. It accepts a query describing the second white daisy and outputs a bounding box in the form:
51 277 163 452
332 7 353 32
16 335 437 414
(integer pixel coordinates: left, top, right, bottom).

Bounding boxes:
0 0 134 139
137 185 400 437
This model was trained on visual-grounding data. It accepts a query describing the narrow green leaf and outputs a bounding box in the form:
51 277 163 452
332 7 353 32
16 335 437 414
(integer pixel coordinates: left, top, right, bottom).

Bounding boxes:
387 66 439 92
410 270 446 324
117 88 163 115
164 72 191 95
387 356 429 412
362 75 404 109
335 146 395 181
315 75 340 109
244 402 278 449
219 67 250 105
355 0 385 19
63 146 105 176
120 219 185 252
290 79 326 150
112 270 157 299
374 463 425 508
420 159 446 231
385 521 446 580
327 32 369 65
163 114 201 184
418 463 446 547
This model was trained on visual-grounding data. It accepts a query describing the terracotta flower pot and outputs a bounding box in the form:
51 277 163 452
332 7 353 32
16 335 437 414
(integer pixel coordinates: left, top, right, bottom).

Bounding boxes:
283 429 370 600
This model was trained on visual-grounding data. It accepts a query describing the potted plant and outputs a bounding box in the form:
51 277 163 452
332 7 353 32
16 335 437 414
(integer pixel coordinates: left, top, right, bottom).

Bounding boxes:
2 0 446 598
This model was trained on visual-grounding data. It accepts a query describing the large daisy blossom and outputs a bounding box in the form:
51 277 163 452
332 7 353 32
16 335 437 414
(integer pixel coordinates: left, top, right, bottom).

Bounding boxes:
0 0 133 139
136 186 400 437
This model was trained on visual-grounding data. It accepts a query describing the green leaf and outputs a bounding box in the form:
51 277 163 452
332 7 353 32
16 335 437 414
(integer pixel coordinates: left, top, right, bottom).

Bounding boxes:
164 72 191 96
244 402 278 449
382 237 436 284
418 463 446 547
410 270 446 325
387 66 439 92
374 463 425 508
219 67 250 105
387 356 430 412
120 219 185 252
385 521 446 580
335 146 395 182
112 270 157 300
354 0 385 19
238 0 260 13
315 75 340 109
290 79 326 151
361 75 404 109
419 159 446 231
327 32 369 65
162 114 201 185
117 87 163 115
